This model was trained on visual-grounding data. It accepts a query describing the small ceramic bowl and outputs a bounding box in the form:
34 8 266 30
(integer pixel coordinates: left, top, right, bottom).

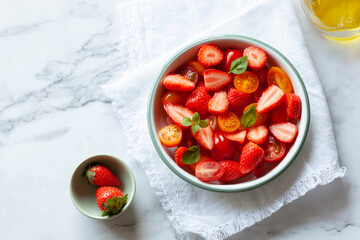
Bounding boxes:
147 35 310 193
70 155 136 219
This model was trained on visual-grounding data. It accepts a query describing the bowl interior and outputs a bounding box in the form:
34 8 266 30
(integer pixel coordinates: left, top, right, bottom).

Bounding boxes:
149 35 310 192
70 155 136 219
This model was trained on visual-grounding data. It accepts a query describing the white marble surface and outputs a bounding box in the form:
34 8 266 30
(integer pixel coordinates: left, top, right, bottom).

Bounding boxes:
0 0 359 239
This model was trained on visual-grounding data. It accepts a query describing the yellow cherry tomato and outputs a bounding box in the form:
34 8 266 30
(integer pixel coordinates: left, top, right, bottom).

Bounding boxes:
267 66 294 93
218 111 241 133
158 124 182 147
234 71 259 93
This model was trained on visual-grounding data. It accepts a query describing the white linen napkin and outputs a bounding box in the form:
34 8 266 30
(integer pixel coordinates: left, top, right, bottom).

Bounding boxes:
103 0 346 239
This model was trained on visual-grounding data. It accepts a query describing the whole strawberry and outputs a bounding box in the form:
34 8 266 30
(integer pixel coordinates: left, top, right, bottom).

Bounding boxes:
239 142 265 174
218 160 246 183
85 165 121 186
96 186 128 216
228 88 253 115
185 82 211 116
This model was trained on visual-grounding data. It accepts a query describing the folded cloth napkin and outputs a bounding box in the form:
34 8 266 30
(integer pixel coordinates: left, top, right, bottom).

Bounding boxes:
103 0 346 239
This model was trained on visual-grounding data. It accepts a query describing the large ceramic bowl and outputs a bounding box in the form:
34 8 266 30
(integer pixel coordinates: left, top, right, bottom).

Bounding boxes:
147 35 310 192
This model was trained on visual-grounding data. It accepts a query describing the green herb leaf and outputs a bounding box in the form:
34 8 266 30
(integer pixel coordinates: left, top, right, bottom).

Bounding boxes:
191 124 200 135
228 56 248 74
181 146 201 165
192 112 200 124
241 104 257 128
199 120 208 128
182 116 192 127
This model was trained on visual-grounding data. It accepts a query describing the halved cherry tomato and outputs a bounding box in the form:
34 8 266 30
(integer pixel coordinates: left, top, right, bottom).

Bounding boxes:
263 136 286 162
158 124 182 147
218 111 241 133
161 91 188 105
210 131 235 160
267 67 294 93
234 71 259 93
188 154 215 172
195 160 224 182
243 103 268 127
204 114 218 131
179 65 199 85
223 49 243 73
187 60 207 75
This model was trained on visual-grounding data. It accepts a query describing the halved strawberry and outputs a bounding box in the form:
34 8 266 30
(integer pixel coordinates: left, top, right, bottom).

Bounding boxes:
203 69 232 91
185 83 211 116
243 46 267 69
246 125 268 145
256 85 285 113
163 74 195 92
239 142 265 174
218 160 246 183
227 88 253 115
286 93 302 120
269 122 298 143
224 130 247 144
174 147 187 168
208 90 229 114
270 103 288 123
163 103 194 127
192 126 214 150
197 44 224 67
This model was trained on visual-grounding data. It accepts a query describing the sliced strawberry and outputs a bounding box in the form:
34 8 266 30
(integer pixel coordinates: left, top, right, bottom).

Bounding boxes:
208 90 229 114
243 46 267 69
218 160 246 183
270 103 288 123
269 122 298 143
192 126 214 150
253 161 264 178
197 44 224 67
286 93 302 120
224 130 247 144
163 74 195 92
203 69 232 91
227 88 253 115
256 85 285 113
174 147 188 168
246 125 268 145
185 83 211 116
239 142 265 174
163 103 194 127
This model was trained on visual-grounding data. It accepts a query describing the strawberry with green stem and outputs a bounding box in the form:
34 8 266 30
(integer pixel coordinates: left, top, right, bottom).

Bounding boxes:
96 186 128 217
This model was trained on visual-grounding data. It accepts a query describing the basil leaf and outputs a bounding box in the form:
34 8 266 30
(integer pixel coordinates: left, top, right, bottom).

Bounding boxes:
191 124 200 135
181 146 201 165
228 56 248 74
182 116 192 127
199 120 208 128
241 105 257 128
192 112 200 124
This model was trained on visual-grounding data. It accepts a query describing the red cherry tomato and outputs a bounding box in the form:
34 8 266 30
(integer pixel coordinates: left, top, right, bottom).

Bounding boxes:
195 160 224 182
263 136 286 162
179 65 199 85
223 49 243 73
210 131 235 160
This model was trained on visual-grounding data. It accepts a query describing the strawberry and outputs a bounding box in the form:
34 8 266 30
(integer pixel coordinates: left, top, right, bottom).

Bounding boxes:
175 147 188 168
269 122 298 143
224 130 247 144
218 160 246 183
253 84 266 102
253 161 264 178
243 46 267 69
192 126 214 150
197 44 224 67
256 85 285 113
227 88 253 115
163 103 194 127
185 83 211 116
203 69 232 91
208 90 229 114
96 186 128 216
251 65 269 85
270 103 288 123
239 142 265 174
286 93 302 119
180 129 197 148
246 125 268 145
85 165 121 187
163 74 195 92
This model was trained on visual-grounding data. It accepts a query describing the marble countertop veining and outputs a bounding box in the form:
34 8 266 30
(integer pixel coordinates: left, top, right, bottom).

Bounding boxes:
1 0 359 239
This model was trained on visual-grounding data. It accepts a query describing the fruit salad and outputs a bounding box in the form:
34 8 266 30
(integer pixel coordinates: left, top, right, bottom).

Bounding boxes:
158 44 302 184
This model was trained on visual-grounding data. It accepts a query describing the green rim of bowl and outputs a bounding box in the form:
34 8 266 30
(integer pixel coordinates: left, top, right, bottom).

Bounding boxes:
147 34 310 192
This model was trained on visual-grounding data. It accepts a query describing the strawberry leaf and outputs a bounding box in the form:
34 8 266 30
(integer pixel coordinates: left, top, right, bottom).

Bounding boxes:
191 124 200 135
199 120 208 128
241 104 257 128
181 146 201 165
182 116 192 127
228 56 248 74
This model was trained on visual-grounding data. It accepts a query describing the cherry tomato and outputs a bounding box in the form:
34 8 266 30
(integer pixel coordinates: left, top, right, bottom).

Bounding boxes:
223 49 243 73
204 114 218 131
195 160 224 182
188 154 215 172
243 103 268 127
161 91 187 105
179 65 199 85
263 136 286 162
210 131 235 160
187 60 207 75
267 67 294 93
234 71 259 94
158 124 182 147
218 111 241 133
